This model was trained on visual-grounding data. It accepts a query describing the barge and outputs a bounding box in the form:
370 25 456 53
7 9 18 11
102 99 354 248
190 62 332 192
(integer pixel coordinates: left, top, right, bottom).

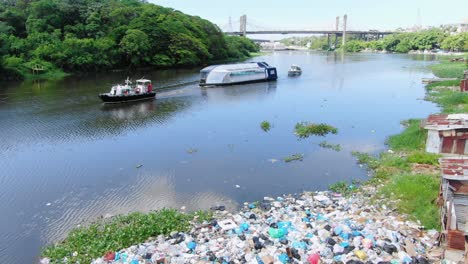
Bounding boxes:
199 62 277 86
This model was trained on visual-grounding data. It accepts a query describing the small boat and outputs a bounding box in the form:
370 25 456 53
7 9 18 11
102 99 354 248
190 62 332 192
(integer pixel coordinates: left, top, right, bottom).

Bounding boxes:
99 79 155 103
199 62 277 86
288 65 302 77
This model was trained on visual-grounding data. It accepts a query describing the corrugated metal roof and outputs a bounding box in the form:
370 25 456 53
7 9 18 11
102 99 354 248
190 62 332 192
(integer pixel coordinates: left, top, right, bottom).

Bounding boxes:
424 114 468 130
440 157 468 177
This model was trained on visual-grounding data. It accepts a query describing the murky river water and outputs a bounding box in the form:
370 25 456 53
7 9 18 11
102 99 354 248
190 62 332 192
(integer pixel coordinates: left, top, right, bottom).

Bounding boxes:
0 52 439 263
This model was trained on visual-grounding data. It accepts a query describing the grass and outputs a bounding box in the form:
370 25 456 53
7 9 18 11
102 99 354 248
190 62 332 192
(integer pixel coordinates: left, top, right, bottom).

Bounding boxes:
283 153 304 162
41 209 210 263
426 89 468 113
425 79 461 91
386 119 426 151
319 141 341 151
260 121 271 132
379 174 440 229
430 61 467 79
294 122 338 138
328 180 359 196
407 151 440 165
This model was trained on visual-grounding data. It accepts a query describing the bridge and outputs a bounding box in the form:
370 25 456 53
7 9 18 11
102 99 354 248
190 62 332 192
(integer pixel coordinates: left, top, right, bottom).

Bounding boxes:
221 15 396 47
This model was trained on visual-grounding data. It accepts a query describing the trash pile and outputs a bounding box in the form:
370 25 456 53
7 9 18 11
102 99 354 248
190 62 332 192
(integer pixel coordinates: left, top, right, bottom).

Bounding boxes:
89 187 441 264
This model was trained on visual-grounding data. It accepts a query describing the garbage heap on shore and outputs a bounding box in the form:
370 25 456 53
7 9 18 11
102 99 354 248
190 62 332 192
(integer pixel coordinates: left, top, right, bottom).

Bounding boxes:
89 186 442 264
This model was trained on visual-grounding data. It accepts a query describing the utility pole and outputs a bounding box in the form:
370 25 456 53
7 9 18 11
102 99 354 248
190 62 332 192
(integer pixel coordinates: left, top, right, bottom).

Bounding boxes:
342 14 347 47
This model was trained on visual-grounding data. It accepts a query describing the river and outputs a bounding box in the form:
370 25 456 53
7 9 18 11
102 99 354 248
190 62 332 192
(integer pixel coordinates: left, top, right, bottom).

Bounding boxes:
0 51 439 263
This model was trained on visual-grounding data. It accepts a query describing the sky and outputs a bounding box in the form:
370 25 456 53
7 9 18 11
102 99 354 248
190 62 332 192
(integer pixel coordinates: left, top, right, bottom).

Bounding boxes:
152 0 467 31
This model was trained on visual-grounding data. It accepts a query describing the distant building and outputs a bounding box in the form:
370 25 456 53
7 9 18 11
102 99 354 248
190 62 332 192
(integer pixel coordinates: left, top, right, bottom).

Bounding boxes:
260 42 287 50
441 22 468 34
423 114 468 155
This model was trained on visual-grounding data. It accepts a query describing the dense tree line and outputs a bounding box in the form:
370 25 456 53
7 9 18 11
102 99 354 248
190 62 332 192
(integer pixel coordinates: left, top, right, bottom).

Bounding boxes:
282 29 468 53
0 0 259 79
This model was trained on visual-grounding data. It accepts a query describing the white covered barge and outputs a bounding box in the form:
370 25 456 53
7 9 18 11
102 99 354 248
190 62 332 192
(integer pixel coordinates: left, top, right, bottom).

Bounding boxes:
199 62 277 86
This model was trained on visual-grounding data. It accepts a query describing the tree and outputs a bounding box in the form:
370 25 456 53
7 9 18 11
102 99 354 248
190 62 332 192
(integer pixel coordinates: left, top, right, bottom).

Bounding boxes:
441 33 468 52
169 33 209 65
119 29 150 65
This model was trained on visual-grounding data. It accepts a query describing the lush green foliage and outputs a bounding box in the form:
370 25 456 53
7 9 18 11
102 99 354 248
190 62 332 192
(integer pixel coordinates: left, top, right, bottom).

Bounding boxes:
342 40 365 52
294 122 338 138
282 29 467 53
42 209 198 263
441 33 468 52
380 174 440 229
260 121 271 132
386 119 426 151
283 153 303 162
407 151 440 165
0 0 259 79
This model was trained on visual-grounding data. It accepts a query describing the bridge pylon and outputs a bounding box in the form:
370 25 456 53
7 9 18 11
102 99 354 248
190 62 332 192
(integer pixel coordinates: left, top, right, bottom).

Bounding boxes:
342 14 347 47
240 15 247 37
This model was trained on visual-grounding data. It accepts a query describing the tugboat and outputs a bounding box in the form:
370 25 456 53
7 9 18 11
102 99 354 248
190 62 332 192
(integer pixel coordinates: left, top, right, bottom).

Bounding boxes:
288 65 302 77
99 78 155 103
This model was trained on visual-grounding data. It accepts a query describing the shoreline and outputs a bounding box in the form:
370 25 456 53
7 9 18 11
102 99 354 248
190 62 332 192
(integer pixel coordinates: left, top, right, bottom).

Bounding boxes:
1 53 262 82
39 54 468 264
42 188 442 264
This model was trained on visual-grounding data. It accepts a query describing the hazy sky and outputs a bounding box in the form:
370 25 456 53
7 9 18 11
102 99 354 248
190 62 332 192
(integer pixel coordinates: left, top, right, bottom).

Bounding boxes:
153 0 467 31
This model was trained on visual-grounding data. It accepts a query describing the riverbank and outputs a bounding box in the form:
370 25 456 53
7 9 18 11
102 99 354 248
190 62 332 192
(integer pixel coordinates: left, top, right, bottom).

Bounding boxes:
41 188 442 264
38 56 466 264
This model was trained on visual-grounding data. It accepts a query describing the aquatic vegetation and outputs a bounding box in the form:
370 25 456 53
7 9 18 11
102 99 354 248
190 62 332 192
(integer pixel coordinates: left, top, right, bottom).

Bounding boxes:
318 141 341 151
294 122 338 138
283 154 304 162
260 121 271 132
186 148 198 154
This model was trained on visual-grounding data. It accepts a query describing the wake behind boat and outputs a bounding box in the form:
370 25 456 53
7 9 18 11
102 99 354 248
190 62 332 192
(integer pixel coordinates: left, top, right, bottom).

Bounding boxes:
99 79 155 103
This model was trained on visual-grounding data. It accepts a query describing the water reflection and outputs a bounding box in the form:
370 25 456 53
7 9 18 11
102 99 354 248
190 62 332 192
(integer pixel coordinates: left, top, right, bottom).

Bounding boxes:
202 81 277 100
39 172 238 244
0 52 441 264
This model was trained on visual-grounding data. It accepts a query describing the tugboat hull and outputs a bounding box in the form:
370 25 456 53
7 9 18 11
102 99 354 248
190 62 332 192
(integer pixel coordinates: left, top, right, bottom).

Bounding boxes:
99 92 156 103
